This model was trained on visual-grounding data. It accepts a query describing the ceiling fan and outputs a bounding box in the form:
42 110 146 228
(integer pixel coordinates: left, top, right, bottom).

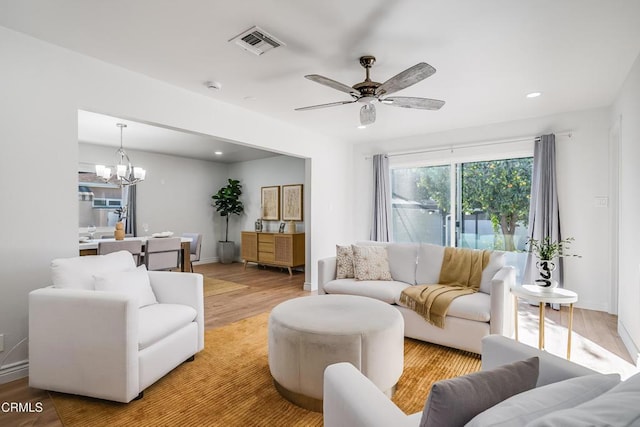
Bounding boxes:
295 55 445 126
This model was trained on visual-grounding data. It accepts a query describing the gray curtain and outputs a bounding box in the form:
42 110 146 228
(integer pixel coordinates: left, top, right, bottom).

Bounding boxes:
370 154 391 242
124 184 137 236
524 134 563 290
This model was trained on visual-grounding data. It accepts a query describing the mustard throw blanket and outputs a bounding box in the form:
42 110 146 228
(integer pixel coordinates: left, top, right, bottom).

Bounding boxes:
400 247 491 328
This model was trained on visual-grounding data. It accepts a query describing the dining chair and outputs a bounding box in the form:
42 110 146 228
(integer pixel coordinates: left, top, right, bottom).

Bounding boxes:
144 237 181 271
182 233 203 272
98 240 143 266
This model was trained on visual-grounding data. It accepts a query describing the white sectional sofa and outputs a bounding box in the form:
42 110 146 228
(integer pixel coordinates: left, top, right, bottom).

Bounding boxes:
318 242 515 354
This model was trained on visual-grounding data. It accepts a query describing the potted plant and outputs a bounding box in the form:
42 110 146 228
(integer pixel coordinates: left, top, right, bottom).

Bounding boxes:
212 179 244 264
526 236 580 289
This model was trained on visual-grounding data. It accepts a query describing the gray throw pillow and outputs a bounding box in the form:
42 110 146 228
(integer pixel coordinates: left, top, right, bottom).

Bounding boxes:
419 357 539 427
466 373 620 427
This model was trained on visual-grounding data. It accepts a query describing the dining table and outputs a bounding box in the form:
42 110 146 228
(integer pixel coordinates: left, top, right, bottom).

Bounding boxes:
79 236 192 272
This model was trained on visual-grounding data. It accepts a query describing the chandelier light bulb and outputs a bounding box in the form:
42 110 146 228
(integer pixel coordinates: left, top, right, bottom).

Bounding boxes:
94 123 146 187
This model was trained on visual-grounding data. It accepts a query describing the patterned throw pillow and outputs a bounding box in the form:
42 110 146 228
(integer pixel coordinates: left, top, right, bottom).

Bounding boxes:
336 245 355 279
352 245 392 281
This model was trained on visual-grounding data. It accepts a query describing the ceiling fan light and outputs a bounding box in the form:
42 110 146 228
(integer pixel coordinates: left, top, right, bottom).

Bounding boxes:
360 104 376 126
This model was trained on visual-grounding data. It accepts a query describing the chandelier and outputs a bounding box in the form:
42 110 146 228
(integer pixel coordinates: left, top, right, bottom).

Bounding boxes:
95 123 146 187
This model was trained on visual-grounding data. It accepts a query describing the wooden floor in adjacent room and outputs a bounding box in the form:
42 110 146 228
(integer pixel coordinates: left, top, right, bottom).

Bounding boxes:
1 262 635 426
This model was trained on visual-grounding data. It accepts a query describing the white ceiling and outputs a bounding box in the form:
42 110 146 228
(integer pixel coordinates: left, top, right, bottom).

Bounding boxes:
3 0 640 157
77 110 281 163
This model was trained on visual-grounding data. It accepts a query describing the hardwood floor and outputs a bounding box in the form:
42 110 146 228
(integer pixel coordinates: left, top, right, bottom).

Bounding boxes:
0 262 634 426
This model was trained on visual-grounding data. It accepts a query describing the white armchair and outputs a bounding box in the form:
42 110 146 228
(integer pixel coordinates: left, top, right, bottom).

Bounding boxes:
28 251 204 403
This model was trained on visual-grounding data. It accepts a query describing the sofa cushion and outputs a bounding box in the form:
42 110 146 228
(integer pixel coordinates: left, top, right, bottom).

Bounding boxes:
420 357 539 427
415 243 445 285
386 243 418 284
323 279 409 304
138 303 198 350
467 373 621 427
94 265 158 308
51 250 137 290
336 245 355 279
352 245 392 281
398 291 491 322
525 372 640 427
479 251 507 294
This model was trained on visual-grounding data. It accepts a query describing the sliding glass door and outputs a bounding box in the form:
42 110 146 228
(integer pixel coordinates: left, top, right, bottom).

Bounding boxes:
391 156 533 282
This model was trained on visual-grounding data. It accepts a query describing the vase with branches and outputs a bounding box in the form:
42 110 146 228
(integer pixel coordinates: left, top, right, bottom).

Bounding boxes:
526 236 580 289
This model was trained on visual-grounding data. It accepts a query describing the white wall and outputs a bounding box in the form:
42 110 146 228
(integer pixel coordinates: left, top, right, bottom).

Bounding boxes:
353 108 612 313
79 143 229 263
611 52 640 364
0 26 354 381
228 155 306 232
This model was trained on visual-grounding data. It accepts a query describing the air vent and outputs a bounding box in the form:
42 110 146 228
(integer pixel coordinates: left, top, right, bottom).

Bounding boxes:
229 26 285 56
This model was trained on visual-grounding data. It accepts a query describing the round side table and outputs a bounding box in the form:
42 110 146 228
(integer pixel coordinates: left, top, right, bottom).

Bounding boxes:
511 285 578 359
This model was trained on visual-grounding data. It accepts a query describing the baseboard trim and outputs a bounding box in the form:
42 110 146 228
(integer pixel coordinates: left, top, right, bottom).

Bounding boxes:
618 319 640 367
0 359 29 384
303 281 316 291
196 257 219 264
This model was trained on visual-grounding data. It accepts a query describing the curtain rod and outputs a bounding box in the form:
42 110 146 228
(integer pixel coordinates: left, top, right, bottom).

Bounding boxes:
365 131 573 160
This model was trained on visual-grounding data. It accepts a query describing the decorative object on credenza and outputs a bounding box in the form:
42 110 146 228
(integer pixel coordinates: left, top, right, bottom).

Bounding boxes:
279 222 285 233
282 184 303 221
255 218 263 232
261 186 280 220
114 222 125 240
526 236 580 291
212 179 244 264
95 123 146 187
286 221 296 233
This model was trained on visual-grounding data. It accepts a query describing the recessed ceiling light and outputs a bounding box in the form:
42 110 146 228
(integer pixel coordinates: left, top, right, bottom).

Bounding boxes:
357 125 367 129
526 92 542 98
243 96 257 101
205 81 222 90
214 151 223 155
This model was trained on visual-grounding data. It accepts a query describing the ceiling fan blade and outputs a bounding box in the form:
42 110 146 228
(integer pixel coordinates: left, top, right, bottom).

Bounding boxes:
375 63 436 96
360 104 376 126
305 74 360 96
295 100 357 111
382 96 445 110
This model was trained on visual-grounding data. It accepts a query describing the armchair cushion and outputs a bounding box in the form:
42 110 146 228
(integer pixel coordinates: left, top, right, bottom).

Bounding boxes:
420 357 539 427
94 266 157 308
51 251 136 290
138 303 198 350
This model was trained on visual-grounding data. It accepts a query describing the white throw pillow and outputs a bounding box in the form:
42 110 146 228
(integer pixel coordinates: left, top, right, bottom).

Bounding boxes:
94 265 157 308
352 245 392 281
479 251 507 294
51 250 137 290
466 373 621 427
336 245 355 279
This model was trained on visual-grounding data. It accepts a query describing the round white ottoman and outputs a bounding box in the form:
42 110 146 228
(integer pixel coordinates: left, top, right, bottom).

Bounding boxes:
268 294 404 412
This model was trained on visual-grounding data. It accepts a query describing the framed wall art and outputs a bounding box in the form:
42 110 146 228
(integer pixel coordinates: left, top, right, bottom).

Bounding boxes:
282 184 303 221
261 186 280 220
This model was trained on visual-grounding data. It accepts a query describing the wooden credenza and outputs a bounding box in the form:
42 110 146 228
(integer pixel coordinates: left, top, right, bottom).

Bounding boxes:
241 231 305 276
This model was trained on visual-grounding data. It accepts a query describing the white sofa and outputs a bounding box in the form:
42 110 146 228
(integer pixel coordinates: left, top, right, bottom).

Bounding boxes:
28 251 204 403
318 242 515 354
325 335 640 427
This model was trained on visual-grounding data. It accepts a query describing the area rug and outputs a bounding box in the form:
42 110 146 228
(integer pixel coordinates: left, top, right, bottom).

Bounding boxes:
203 277 249 296
51 312 480 426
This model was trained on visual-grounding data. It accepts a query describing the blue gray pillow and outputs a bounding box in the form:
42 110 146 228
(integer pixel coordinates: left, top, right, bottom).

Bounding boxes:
420 357 539 427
